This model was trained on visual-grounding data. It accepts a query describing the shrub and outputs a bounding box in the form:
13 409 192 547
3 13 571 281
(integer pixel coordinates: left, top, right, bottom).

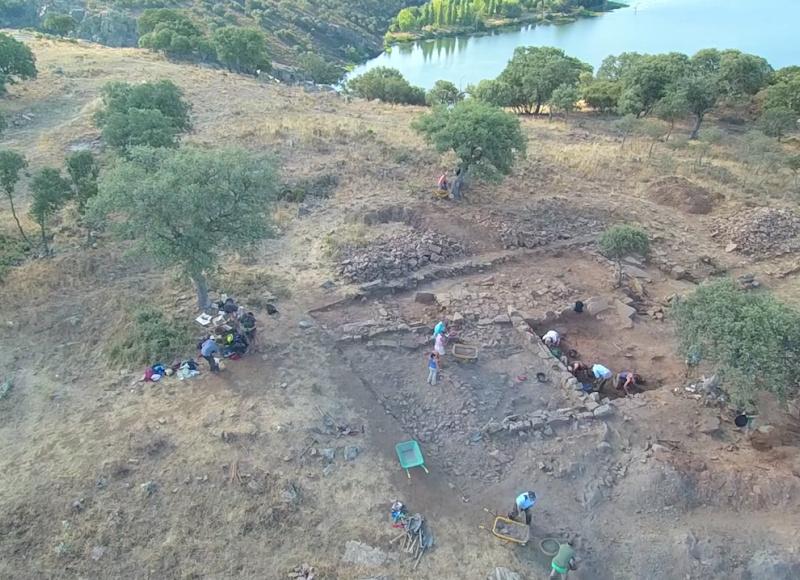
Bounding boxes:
597 224 650 285
107 304 195 366
672 278 800 410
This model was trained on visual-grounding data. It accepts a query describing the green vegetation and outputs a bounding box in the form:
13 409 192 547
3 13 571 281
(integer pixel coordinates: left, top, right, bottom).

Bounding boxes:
763 67 800 116
589 49 771 137
29 167 72 254
138 9 216 61
673 279 800 410
89 146 279 309
346 67 426 105
756 107 797 141
296 53 346 85
597 224 650 285
95 80 192 153
107 303 195 366
549 83 580 122
42 12 78 37
134 0 417 68
0 32 37 96
426 80 464 106
66 150 100 214
0 150 29 244
412 99 526 198
388 0 621 42
469 46 591 114
212 26 271 75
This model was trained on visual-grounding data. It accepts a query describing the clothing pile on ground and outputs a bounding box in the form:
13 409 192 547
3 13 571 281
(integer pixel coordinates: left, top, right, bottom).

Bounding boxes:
143 360 200 382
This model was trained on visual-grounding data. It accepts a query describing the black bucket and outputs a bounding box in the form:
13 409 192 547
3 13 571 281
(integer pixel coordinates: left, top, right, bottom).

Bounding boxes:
734 414 749 428
536 372 548 383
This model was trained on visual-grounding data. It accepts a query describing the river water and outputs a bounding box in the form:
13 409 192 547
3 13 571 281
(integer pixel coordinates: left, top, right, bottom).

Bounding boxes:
348 0 800 90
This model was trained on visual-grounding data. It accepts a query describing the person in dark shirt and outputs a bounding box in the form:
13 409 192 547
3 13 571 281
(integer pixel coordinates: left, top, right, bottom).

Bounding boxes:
239 311 258 349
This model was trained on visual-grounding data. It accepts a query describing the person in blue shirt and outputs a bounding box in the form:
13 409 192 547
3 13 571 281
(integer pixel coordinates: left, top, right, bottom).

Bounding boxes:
427 352 439 385
508 490 537 525
200 337 221 372
591 363 613 393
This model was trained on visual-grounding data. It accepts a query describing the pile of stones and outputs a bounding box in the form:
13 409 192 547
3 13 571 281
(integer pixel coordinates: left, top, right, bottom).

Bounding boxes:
467 199 606 250
338 232 465 284
712 207 800 259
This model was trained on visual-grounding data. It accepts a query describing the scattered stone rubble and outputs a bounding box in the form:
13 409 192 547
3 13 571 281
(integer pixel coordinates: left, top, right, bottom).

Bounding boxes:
339 232 465 284
712 207 800 259
473 201 606 250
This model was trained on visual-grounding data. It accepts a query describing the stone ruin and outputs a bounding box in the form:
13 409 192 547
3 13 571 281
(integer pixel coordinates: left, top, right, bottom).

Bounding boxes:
338 232 465 284
712 207 800 259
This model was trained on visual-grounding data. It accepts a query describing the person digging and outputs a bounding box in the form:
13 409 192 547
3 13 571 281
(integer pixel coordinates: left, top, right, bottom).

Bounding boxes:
508 491 537 526
615 371 643 396
549 539 577 580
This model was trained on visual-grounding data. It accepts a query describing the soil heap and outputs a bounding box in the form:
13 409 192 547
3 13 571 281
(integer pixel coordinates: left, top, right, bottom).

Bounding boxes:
646 176 722 215
712 207 800 258
339 231 465 283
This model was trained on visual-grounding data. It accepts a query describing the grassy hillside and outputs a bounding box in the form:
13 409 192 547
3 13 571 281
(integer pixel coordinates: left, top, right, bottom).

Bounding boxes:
4 0 424 66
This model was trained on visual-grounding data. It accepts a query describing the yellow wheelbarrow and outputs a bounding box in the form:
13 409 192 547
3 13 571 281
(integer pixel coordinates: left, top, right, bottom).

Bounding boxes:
478 508 529 546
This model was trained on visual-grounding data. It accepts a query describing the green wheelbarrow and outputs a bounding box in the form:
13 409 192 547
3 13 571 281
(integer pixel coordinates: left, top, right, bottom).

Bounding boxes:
396 440 429 478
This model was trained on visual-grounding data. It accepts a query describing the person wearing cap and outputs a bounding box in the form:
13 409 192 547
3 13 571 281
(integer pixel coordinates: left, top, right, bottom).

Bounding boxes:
549 540 577 579
508 490 537 526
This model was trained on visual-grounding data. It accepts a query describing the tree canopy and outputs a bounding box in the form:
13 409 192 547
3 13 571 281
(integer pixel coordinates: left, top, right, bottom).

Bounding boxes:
66 149 100 213
549 83 580 122
346 67 425 105
42 12 78 37
762 66 800 116
0 32 37 96
212 26 271 75
488 46 592 114
412 99 526 196
29 167 72 253
138 9 216 62
672 278 800 410
95 80 192 153
296 53 345 85
89 146 280 308
426 80 464 107
0 149 29 243
597 224 650 284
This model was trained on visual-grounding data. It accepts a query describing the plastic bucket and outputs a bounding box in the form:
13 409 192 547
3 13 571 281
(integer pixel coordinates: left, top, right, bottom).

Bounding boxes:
540 538 560 556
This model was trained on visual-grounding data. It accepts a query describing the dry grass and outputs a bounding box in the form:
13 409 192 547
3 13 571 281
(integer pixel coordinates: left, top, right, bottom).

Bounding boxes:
3 35 800 580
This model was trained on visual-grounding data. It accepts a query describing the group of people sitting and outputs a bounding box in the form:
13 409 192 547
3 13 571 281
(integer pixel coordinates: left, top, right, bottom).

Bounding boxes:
541 329 643 396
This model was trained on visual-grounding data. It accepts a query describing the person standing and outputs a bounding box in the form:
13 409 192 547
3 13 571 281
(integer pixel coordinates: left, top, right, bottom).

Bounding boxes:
201 337 221 372
507 491 537 526
427 352 439 386
549 540 577 579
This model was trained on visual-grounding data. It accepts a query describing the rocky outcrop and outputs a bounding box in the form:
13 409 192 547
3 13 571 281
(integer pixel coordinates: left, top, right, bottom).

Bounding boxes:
339 232 465 284
78 9 138 47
